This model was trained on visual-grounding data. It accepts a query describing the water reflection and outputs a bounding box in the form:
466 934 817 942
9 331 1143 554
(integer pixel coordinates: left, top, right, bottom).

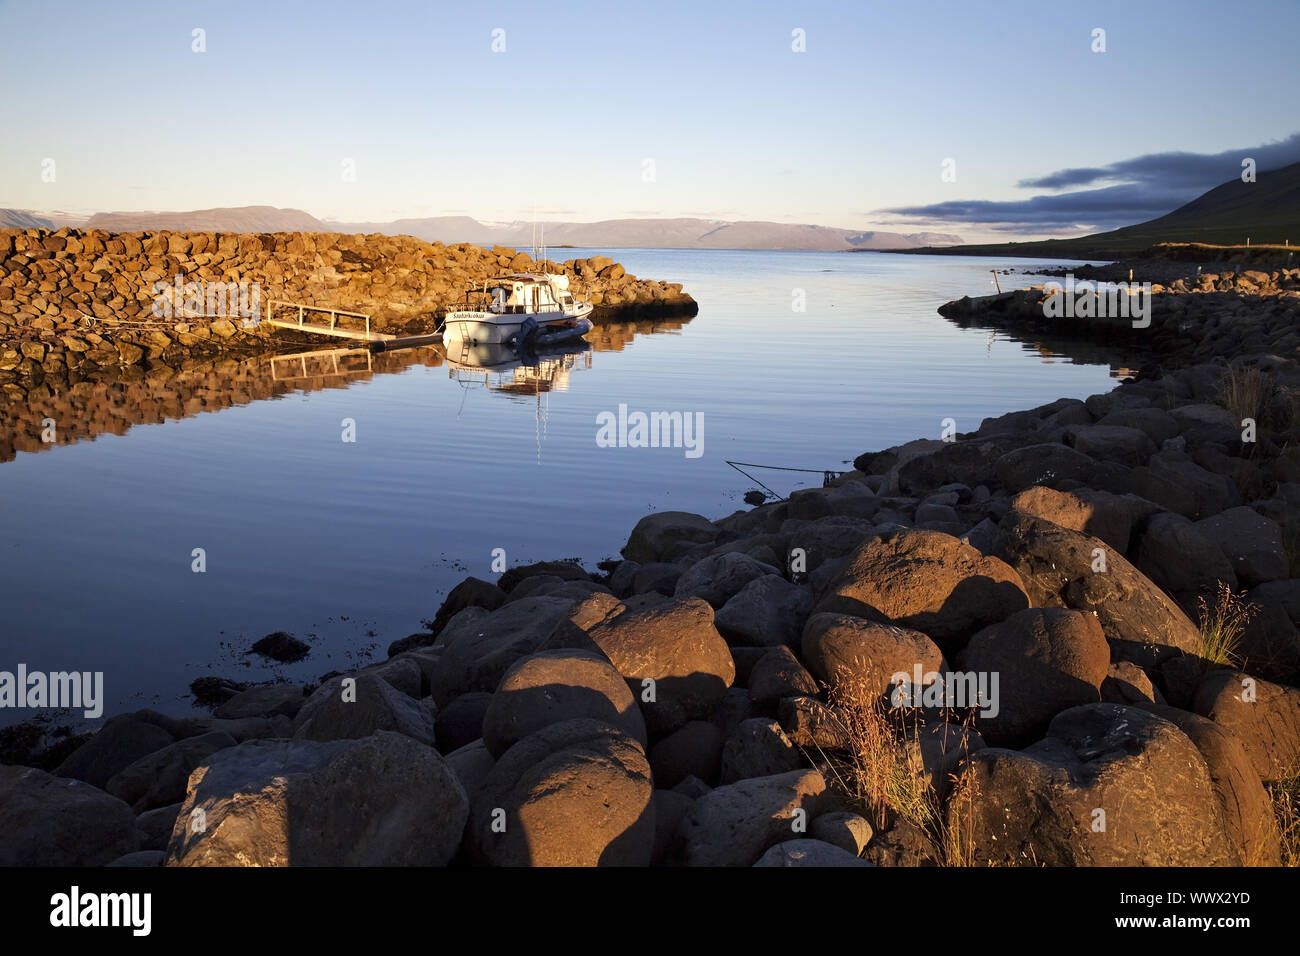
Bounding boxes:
0 315 691 463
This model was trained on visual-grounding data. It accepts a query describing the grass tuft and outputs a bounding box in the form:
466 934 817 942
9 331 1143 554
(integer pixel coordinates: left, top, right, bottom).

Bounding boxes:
1195 582 1257 669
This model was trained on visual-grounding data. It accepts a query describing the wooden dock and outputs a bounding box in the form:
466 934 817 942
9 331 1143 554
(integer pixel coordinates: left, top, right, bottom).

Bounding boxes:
264 300 394 342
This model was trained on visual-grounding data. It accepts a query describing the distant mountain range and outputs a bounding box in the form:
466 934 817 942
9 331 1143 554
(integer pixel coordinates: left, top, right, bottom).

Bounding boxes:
0 205 963 251
905 160 1300 258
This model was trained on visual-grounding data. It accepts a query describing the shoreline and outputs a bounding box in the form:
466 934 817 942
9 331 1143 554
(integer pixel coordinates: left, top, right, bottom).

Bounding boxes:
4 266 1299 867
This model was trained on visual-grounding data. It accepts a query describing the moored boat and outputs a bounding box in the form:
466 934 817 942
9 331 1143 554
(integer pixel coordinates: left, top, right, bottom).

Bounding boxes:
443 272 594 346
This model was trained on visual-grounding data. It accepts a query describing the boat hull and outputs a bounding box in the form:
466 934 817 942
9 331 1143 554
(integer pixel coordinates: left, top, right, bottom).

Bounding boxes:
443 304 594 345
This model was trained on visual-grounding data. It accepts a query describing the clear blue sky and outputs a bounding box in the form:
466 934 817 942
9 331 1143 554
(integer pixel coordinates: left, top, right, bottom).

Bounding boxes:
1 0 1297 239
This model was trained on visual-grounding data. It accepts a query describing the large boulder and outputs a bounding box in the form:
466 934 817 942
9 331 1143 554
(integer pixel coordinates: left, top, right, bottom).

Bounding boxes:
748 645 820 705
467 719 654 866
623 511 719 563
1063 424 1156 467
753 839 873 867
429 596 577 705
958 608 1109 745
679 769 828 866
648 721 724 788
674 551 778 609
816 529 1028 650
106 731 238 812
0 767 139 866
434 691 493 754
1009 485 1156 553
166 732 466 866
53 712 176 788
292 673 435 746
802 612 945 697
1135 703 1281 866
719 718 802 783
994 512 1201 668
481 649 646 757
587 597 735 734
1193 670 1300 783
714 574 813 646
1134 511 1238 613
950 704 1236 865
993 443 1097 493
214 683 306 720
1194 507 1289 588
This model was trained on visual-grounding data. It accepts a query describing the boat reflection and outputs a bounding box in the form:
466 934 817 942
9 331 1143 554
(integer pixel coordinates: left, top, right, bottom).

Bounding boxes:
446 341 592 401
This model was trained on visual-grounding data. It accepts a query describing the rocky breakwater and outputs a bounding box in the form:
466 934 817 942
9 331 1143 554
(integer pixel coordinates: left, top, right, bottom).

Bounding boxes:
0 227 698 399
940 266 1300 368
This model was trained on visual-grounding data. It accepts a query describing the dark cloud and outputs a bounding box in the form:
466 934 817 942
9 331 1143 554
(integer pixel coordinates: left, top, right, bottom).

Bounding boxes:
877 134 1300 232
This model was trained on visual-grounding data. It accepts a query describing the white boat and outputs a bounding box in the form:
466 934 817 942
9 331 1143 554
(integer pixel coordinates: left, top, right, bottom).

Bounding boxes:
443 272 594 346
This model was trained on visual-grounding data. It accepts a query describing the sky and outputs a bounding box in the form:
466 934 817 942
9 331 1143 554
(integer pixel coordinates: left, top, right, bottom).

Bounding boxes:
1 0 1297 241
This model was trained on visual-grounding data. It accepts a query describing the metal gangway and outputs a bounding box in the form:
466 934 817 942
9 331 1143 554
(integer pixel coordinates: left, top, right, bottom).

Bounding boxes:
263 300 394 342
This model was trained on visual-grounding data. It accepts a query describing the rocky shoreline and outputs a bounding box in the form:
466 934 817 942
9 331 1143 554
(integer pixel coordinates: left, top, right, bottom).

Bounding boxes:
3 264 1299 867
0 227 699 393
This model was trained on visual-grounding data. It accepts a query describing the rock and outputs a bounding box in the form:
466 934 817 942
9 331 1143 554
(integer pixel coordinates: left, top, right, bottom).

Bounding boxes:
167 732 467 866
994 512 1201 668
632 562 682 596
1195 507 1289 588
435 691 493 754
720 718 802 783
1193 670 1300 783
1135 703 1281 866
782 516 877 572
950 704 1236 865
958 608 1109 745
430 595 577 705
1097 406 1180 444
674 551 778 609
1064 424 1156 467
0 766 140 866
1103 454 1239 519
248 631 310 663
362 656 424 698
482 648 646 757
292 673 436 746
1135 512 1238 612
801 612 945 697
778 696 850 749
1009 485 1154 552
106 731 237 812
648 721 724 788
679 769 828 866
714 574 813 646
816 529 1028 650
748 645 819 706
189 676 248 708
623 511 719 563
994 443 1097 493
587 596 735 734
468 719 654 866
428 576 507 635
1101 661 1160 705
135 803 181 851
1238 591 1300 685
810 811 873 856
213 683 305 720
497 560 591 594
53 713 176 788
444 739 495 799
753 839 873 867
651 789 693 865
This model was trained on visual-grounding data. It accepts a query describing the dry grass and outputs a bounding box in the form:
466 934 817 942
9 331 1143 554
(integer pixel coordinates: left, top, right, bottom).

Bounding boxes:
1219 365 1272 427
820 678 975 866
1195 582 1257 669
1266 763 1300 867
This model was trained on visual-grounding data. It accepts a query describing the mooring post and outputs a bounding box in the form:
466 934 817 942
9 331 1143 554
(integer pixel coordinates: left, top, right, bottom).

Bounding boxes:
991 270 1001 293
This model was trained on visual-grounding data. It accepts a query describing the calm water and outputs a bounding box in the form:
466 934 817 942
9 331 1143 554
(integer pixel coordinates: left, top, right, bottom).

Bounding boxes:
0 249 1125 725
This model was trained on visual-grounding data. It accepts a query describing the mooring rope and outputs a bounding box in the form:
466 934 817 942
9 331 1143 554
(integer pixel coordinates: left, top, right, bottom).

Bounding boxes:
725 459 847 501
